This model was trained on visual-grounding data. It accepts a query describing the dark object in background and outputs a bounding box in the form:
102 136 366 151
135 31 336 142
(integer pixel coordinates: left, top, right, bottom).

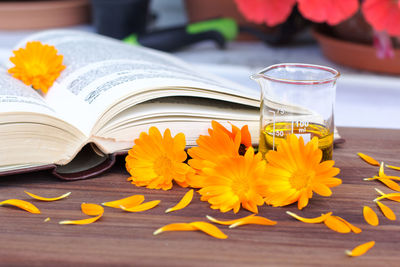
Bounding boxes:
124 18 238 52
91 0 150 39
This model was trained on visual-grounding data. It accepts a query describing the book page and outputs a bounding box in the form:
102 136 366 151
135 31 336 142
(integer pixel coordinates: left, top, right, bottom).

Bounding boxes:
11 30 259 135
0 70 56 115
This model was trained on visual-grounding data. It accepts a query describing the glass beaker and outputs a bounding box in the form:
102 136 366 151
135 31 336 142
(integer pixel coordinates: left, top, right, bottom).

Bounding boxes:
251 63 340 161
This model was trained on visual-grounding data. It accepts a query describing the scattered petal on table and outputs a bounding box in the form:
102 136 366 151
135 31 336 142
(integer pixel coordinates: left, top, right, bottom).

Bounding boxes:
357 153 380 166
206 214 256 225
59 203 104 225
374 188 400 202
0 199 40 214
153 223 197 235
324 215 351 233
44 217 51 222
286 211 332 223
229 216 277 228
333 216 362 234
24 191 71 201
386 164 400 171
121 200 160 212
59 215 102 225
379 162 385 177
363 206 379 226
376 178 400 192
376 201 396 221
102 195 145 209
165 189 193 213
345 241 375 257
154 221 228 239
189 222 228 239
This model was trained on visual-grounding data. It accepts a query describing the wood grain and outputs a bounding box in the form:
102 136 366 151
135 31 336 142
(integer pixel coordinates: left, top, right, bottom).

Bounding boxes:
0 127 400 266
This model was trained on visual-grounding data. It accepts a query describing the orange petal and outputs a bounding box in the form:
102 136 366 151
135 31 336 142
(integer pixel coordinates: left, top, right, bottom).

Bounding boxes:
121 200 160 212
165 189 193 213
376 201 396 221
345 241 375 257
59 214 102 225
24 191 71 201
229 216 277 228
377 178 400 192
102 195 145 209
153 223 197 235
189 221 228 239
81 203 104 216
363 206 379 226
357 153 380 166
286 211 332 223
374 188 400 202
0 199 40 214
378 162 385 177
59 203 104 225
154 221 228 239
206 214 256 225
334 216 362 234
324 215 351 233
386 164 400 171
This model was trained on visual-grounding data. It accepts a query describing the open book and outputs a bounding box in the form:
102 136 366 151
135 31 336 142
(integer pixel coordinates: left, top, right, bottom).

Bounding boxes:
0 30 260 179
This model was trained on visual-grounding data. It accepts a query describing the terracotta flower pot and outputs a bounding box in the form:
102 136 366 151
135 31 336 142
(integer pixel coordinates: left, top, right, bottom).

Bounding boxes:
313 29 400 75
0 0 90 30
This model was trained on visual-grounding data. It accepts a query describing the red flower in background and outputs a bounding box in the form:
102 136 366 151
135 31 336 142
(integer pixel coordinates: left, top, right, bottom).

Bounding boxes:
362 0 400 36
234 0 296 27
297 0 359 25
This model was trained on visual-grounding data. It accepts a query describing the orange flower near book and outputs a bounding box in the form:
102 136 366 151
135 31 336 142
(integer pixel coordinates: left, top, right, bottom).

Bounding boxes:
187 121 251 188
197 147 268 214
125 127 194 190
8 41 65 93
264 134 341 210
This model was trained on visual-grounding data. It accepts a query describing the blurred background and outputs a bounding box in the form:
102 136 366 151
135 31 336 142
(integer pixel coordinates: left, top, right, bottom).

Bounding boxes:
0 0 399 129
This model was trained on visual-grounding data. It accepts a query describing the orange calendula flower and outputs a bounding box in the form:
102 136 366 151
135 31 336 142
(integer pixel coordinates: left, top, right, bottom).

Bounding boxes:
24 191 71 201
264 135 341 210
8 41 65 93
345 241 375 257
125 127 193 190
197 147 268 214
165 189 193 213
187 121 252 188
59 203 104 225
0 199 40 214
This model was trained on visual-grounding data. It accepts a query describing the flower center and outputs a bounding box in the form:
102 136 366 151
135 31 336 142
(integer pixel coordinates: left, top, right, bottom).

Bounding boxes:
231 173 251 197
289 169 315 190
154 155 173 177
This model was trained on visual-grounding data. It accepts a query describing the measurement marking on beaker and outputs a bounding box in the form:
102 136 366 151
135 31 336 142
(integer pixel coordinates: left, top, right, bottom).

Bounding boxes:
268 110 276 150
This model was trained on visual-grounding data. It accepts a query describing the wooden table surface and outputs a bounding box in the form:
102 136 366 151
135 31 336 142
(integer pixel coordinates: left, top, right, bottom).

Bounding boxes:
1 127 400 266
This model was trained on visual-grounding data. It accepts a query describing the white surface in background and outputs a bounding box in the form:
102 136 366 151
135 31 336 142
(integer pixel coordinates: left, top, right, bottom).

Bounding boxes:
0 26 399 130
193 63 400 130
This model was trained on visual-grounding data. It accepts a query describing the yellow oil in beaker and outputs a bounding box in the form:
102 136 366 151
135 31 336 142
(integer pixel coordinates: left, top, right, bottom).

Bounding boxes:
259 122 333 161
